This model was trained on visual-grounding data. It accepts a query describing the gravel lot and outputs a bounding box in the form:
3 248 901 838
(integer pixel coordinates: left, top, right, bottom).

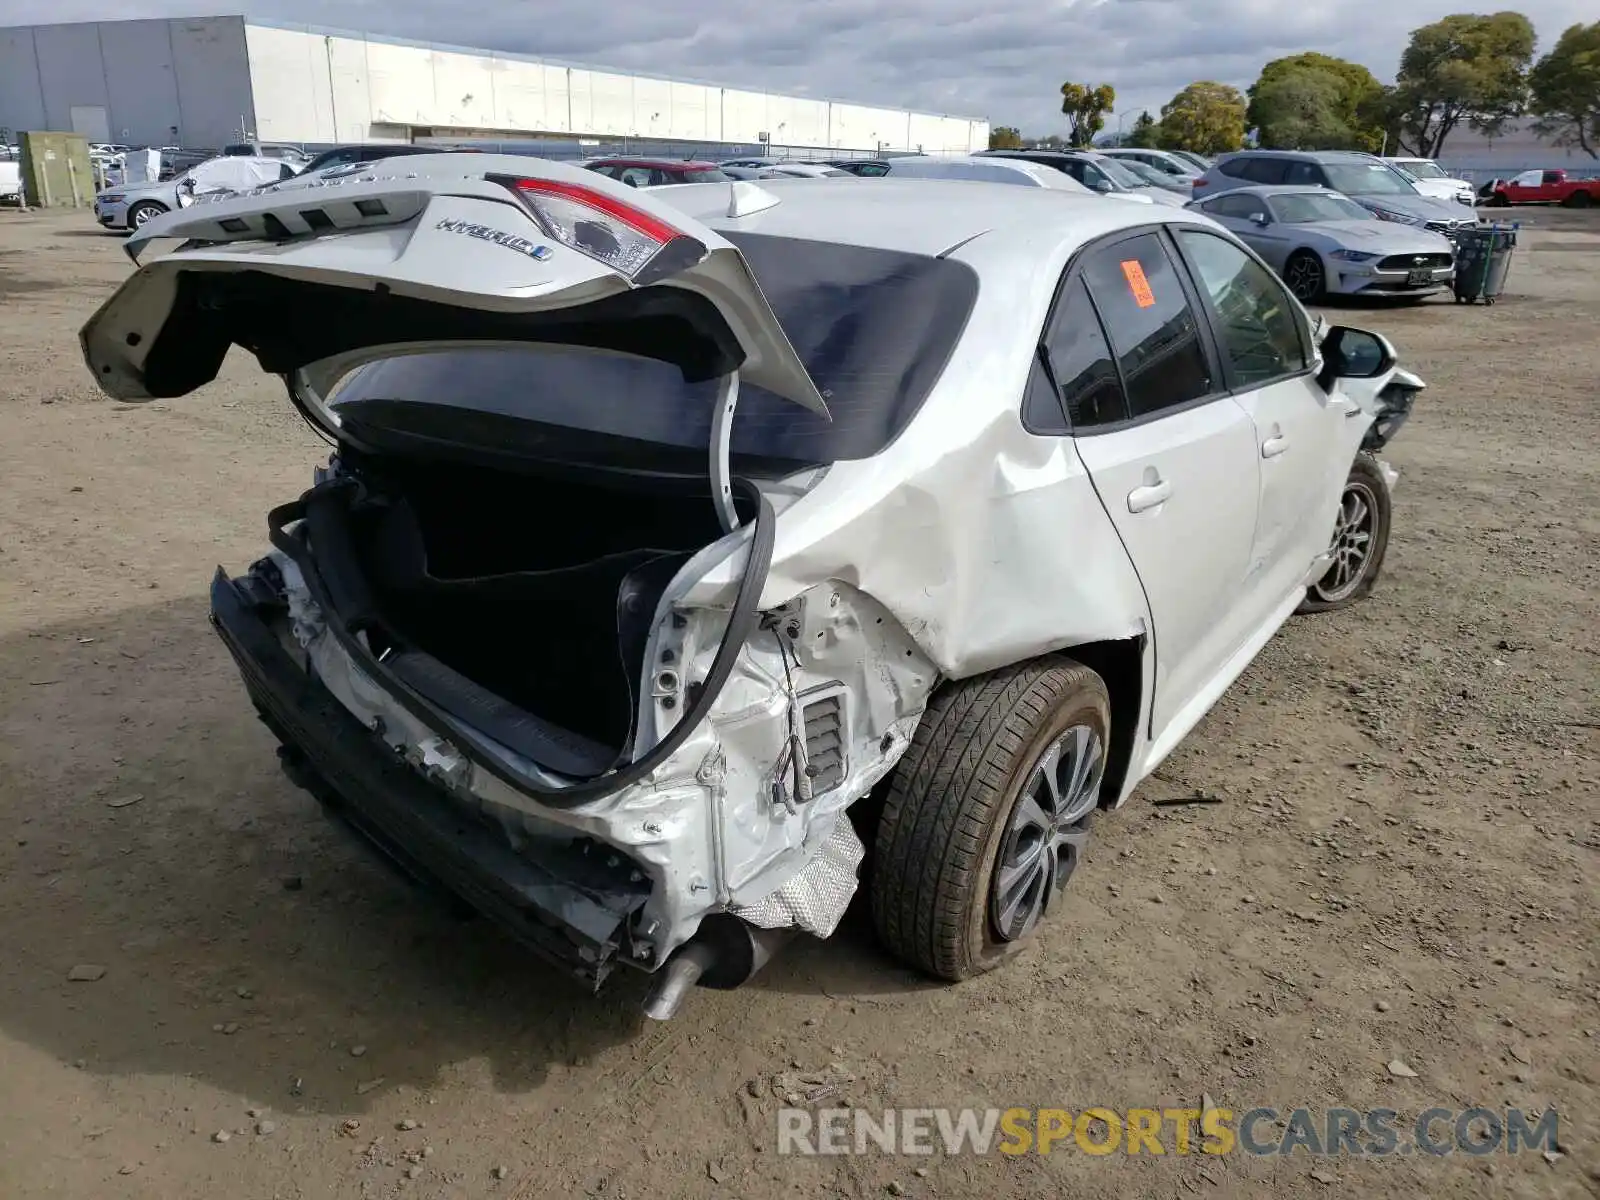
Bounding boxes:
0 206 1596 1200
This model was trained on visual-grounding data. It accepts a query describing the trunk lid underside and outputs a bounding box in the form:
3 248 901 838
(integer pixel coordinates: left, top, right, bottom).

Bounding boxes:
79 156 828 420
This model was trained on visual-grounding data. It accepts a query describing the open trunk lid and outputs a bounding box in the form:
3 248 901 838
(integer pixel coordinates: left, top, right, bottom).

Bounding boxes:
79 153 827 419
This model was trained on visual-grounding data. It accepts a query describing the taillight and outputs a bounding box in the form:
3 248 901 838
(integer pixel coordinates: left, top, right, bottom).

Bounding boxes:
1192 179 1209 188
490 175 706 284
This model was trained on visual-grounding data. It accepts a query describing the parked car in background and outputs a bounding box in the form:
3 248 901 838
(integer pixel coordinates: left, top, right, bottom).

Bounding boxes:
0 159 22 205
1102 147 1201 185
1188 185 1455 302
584 158 730 187
978 149 1185 206
826 159 890 177
94 155 296 230
159 148 215 180
1167 150 1214 172
865 154 1095 193
223 141 310 169
1485 168 1600 208
1193 151 1478 236
761 163 855 179
1112 158 1191 194
83 155 1422 1016
720 165 786 180
1382 157 1476 206
296 143 478 175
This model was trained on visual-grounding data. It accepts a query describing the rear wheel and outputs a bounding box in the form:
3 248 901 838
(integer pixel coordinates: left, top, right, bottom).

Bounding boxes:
1489 191 1511 208
1562 190 1593 209
871 658 1110 982
1299 454 1392 613
1283 250 1326 303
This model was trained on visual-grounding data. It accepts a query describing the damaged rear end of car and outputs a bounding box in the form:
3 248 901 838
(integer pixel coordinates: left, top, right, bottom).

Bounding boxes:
81 156 951 1015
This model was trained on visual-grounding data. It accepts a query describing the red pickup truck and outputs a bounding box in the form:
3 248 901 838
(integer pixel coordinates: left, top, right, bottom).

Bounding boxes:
1487 168 1600 208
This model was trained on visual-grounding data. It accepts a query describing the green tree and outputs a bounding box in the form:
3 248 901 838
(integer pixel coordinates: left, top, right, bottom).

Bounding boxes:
1060 82 1117 147
1390 12 1536 157
1158 81 1248 154
988 125 1025 150
1248 52 1387 149
1529 22 1600 158
1126 111 1159 148
1250 69 1351 148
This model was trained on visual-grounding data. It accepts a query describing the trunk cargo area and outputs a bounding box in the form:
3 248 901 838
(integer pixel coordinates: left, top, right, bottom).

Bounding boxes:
322 451 740 773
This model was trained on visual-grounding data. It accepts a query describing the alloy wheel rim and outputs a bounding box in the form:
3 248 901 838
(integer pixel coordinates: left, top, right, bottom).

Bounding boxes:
133 206 154 225
1286 256 1321 300
989 723 1104 943
1314 481 1377 602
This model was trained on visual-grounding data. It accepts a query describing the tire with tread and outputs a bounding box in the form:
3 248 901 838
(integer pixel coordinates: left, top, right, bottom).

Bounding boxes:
1284 249 1326 303
871 657 1110 982
127 200 167 228
1298 452 1392 613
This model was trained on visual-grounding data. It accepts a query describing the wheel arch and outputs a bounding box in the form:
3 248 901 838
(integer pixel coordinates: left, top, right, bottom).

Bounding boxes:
1052 634 1146 808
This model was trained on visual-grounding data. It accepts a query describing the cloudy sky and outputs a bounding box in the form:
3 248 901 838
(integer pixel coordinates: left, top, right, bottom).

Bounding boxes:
8 0 1595 131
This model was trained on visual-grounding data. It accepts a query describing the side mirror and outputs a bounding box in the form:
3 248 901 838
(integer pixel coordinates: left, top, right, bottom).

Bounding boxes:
1316 326 1396 391
1091 178 1113 193
1249 211 1270 226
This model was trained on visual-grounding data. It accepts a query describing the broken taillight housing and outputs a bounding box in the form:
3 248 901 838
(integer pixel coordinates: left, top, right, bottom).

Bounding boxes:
491 175 707 283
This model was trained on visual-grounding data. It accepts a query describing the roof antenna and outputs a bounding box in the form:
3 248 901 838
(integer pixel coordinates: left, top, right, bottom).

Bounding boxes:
726 180 780 219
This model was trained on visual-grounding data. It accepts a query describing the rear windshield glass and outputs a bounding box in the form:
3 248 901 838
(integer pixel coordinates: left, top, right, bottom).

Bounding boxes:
330 233 979 470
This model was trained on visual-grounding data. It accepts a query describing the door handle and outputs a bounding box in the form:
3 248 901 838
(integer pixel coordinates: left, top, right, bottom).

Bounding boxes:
1261 434 1290 458
1127 479 1172 513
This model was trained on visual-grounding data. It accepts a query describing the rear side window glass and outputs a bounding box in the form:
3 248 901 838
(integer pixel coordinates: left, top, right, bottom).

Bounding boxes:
1218 157 1251 178
1034 278 1126 430
1209 194 1263 218
1240 158 1288 184
1283 161 1325 186
1081 233 1213 419
330 234 980 471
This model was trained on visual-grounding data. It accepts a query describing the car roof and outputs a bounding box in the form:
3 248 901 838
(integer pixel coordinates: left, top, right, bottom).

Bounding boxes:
984 148 1094 160
1221 149 1378 162
653 176 1187 258
590 157 721 169
1203 184 1349 197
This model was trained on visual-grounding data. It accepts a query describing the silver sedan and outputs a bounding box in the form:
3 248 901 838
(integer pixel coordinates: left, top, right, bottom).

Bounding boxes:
1188 185 1456 302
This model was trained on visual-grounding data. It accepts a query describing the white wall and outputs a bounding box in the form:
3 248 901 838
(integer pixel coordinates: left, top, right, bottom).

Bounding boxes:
244 23 987 151
1 18 988 151
0 18 253 148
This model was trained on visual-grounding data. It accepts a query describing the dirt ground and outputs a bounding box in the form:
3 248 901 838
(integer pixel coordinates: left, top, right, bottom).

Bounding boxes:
0 204 1595 1200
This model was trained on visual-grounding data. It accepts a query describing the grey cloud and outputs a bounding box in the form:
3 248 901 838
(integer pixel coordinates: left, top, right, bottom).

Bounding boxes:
7 0 1595 132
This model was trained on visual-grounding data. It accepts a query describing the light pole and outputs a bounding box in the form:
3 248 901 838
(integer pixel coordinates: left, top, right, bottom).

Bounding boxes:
1097 107 1141 147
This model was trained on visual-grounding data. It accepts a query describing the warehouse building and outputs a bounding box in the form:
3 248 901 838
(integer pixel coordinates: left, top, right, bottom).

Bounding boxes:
0 16 989 157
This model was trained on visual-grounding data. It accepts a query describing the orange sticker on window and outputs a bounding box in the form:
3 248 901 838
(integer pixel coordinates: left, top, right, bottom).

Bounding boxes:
1120 258 1156 308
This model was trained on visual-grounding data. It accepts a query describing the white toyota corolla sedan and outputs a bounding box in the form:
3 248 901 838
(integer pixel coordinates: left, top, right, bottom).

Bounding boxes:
79 157 1421 1018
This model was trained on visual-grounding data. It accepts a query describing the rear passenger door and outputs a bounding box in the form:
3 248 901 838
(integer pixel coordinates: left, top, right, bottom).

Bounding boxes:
1048 230 1262 739
1172 228 1351 612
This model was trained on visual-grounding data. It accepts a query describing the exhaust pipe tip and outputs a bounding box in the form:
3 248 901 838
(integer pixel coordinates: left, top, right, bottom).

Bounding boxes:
641 916 794 1020
642 942 714 1021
